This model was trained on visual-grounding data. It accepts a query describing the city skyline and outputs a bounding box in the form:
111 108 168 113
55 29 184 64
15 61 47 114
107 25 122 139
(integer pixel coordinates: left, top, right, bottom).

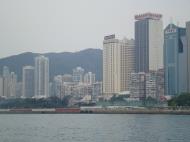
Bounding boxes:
0 0 190 58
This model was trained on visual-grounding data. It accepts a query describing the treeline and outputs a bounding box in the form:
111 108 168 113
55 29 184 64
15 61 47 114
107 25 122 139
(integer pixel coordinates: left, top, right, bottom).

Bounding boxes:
0 96 71 109
168 93 190 106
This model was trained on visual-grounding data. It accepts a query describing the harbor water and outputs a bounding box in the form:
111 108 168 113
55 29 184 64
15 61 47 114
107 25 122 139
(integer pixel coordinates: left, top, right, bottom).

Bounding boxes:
0 114 190 142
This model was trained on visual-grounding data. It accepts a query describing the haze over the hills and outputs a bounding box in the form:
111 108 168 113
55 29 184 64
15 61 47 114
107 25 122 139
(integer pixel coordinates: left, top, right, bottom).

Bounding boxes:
0 48 102 81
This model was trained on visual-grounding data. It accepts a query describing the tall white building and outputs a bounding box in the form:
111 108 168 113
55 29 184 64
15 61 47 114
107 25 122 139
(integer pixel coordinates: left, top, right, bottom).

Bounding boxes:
23 66 35 98
9 72 17 97
3 66 10 97
135 13 163 72
72 67 84 83
34 55 49 98
84 72 95 85
0 76 3 97
103 35 135 96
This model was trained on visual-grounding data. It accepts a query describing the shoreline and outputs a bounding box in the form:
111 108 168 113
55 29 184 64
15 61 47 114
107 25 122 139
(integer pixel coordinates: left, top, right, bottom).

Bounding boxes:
0 108 190 115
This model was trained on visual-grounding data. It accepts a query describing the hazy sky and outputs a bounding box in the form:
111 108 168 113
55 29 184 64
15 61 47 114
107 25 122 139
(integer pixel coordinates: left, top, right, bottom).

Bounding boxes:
0 0 190 58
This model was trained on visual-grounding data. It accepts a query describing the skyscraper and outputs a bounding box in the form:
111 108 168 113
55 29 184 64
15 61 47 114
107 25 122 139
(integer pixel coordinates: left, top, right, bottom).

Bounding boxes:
187 21 190 92
22 66 35 98
0 76 3 97
135 12 163 72
164 24 187 96
9 72 17 97
84 72 95 85
103 35 135 96
34 55 49 98
3 66 10 97
72 67 84 83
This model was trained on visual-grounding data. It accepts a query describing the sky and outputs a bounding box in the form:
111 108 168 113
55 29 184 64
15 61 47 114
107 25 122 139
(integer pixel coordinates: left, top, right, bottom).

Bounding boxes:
0 0 190 58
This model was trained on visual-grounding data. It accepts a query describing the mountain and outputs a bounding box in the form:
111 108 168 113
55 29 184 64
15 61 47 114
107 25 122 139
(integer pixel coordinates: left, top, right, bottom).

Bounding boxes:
0 48 103 81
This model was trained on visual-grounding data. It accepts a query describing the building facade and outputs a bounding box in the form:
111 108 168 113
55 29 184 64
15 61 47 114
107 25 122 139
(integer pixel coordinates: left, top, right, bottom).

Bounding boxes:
187 21 190 92
62 74 73 82
129 72 146 99
135 13 163 72
22 66 35 98
34 56 49 98
9 72 17 97
72 67 84 83
3 66 10 97
103 35 135 96
164 24 187 96
84 72 95 85
92 82 102 100
0 76 3 97
145 72 157 99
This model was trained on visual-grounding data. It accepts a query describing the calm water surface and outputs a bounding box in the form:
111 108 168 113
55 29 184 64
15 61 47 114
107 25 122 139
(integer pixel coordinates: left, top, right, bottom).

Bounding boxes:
0 114 190 142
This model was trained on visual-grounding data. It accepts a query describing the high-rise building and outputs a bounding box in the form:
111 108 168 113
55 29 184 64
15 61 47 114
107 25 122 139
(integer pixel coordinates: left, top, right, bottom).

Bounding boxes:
187 21 190 92
2 66 10 97
22 66 35 98
103 35 135 96
84 72 95 85
16 82 22 98
52 75 62 98
9 72 17 97
129 70 164 100
0 76 3 97
164 24 188 96
3 66 10 77
129 72 146 99
135 13 163 72
92 82 102 100
34 55 49 98
72 67 84 83
145 72 157 99
156 69 165 98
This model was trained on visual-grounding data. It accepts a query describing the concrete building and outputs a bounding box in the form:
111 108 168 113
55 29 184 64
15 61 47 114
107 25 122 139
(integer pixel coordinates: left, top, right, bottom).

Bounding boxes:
62 74 73 82
129 72 146 100
187 21 190 92
164 24 187 96
145 72 157 99
129 70 164 100
16 82 22 98
61 82 75 96
52 75 63 98
156 69 165 98
72 67 84 83
135 12 163 72
84 72 95 85
9 72 17 97
2 66 10 97
34 55 49 98
22 66 35 98
0 76 3 97
103 35 135 96
92 82 102 100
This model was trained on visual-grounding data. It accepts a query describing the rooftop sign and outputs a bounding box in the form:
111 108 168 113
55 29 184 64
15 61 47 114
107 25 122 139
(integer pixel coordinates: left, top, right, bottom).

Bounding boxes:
104 34 115 40
135 13 162 20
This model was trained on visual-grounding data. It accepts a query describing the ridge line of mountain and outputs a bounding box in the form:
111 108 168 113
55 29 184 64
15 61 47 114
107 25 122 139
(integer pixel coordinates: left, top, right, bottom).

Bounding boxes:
0 48 102 82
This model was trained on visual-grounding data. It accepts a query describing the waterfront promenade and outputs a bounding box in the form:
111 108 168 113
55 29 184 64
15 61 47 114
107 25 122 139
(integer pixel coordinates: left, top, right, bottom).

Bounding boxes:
0 107 190 115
